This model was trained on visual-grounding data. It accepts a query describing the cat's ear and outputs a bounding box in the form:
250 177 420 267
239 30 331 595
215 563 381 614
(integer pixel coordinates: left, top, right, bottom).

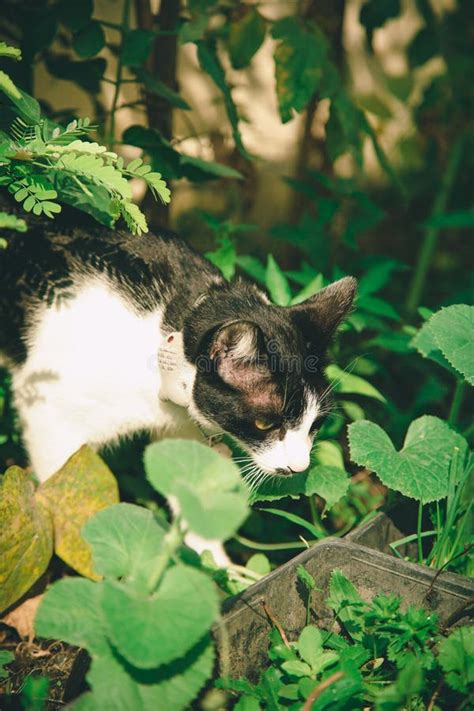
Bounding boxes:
290 277 357 349
208 320 269 390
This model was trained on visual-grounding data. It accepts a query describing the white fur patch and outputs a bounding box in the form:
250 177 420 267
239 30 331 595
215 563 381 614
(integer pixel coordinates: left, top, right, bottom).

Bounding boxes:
12 280 199 481
252 392 319 473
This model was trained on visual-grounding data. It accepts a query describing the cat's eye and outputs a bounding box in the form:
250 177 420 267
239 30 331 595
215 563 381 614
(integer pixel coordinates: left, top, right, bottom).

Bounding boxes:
254 418 276 431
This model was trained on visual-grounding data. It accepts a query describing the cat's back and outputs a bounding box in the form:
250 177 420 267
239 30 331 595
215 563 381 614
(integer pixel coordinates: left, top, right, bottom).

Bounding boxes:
0 213 218 365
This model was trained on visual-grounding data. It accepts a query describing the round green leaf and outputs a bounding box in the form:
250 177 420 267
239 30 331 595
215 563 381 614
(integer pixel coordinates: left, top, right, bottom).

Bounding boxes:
102 565 218 668
82 503 165 591
73 21 106 59
144 439 248 540
0 467 53 613
348 416 468 503
36 578 108 655
429 305 474 385
228 8 266 69
305 466 349 509
438 626 474 694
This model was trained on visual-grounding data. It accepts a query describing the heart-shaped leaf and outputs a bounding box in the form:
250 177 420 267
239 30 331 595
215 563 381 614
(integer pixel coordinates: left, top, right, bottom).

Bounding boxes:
0 467 53 613
37 446 119 579
35 578 109 655
144 439 248 540
429 305 474 385
102 565 218 668
82 503 165 591
348 416 468 503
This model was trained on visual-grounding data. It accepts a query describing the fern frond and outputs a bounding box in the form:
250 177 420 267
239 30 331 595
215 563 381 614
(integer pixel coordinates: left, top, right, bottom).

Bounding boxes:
0 43 21 60
120 201 148 236
0 211 27 232
44 140 118 161
10 117 36 143
124 159 171 204
56 153 132 199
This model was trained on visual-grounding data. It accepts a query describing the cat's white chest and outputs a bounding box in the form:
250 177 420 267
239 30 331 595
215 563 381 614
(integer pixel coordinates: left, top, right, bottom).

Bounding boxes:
13 281 191 479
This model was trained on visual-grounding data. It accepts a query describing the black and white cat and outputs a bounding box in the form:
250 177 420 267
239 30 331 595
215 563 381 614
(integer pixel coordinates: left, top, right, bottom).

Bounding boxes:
0 218 356 485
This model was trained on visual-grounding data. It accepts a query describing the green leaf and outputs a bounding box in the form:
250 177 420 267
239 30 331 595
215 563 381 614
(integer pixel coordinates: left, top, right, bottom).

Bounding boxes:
102 566 218 668
271 17 328 122
122 30 155 67
429 305 474 385
375 656 423 710
253 465 348 508
196 40 250 158
348 416 469 503
0 467 53 613
438 626 474 694
422 209 474 229
134 68 191 110
411 319 454 373
357 260 402 296
281 660 312 677
260 508 324 540
0 70 21 100
236 255 267 284
0 650 14 681
82 503 165 591
205 237 237 280
265 255 292 305
37 446 119 579
305 466 349 509
234 696 261 711
357 295 400 321
0 42 21 60
326 364 385 402
120 201 149 236
144 439 248 540
326 570 365 641
6 88 41 124
312 440 345 469
137 637 214 711
36 578 109 655
73 21 106 58
180 154 243 179
298 626 338 673
0 212 27 232
297 565 317 592
290 274 325 305
246 553 271 575
228 8 266 69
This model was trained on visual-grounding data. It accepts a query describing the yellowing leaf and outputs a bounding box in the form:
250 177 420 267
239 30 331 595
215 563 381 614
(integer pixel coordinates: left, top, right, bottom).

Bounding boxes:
0 467 53 613
37 446 119 579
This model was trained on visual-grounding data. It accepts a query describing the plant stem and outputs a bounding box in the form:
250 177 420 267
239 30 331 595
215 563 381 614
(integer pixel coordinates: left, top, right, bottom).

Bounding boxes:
147 517 182 591
108 0 131 150
417 502 424 563
448 380 465 427
406 136 464 315
234 534 314 551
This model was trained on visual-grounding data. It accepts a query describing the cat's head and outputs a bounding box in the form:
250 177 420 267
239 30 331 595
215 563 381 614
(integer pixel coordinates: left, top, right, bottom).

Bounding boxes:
184 276 356 476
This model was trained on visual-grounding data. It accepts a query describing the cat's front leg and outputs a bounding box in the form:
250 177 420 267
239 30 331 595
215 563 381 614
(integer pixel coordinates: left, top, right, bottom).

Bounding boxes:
19 403 89 483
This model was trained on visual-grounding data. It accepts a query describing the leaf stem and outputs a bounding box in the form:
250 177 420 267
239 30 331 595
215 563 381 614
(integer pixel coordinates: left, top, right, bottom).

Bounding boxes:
448 380 465 427
406 135 464 315
108 0 131 150
147 517 183 591
417 502 424 563
234 534 313 551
